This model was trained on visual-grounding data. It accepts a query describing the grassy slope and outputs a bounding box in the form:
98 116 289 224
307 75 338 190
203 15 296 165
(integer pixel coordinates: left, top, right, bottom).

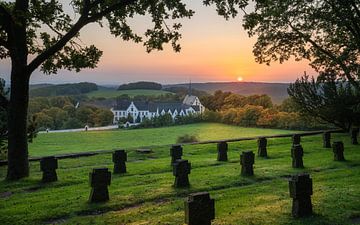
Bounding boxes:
28 123 298 157
0 133 359 225
86 88 173 98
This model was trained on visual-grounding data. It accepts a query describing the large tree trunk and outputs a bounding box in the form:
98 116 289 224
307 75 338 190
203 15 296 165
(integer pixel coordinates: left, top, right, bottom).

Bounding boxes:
6 66 30 180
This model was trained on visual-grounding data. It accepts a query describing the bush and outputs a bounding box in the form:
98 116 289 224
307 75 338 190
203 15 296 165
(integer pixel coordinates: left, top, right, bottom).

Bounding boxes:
176 134 199 143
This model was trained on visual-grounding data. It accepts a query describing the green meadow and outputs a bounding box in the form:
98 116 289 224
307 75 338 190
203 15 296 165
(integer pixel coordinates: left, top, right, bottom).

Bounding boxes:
0 130 359 225
29 123 298 157
86 88 173 99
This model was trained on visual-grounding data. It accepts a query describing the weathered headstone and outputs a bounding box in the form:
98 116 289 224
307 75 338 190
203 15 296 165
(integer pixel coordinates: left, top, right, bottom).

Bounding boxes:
291 144 304 168
289 173 313 217
292 134 301 146
240 151 255 176
323 132 331 148
332 141 345 161
217 141 228 161
173 159 191 188
257 137 268 157
89 168 111 203
112 150 127 174
351 128 359 145
185 192 215 225
170 144 183 166
40 156 58 182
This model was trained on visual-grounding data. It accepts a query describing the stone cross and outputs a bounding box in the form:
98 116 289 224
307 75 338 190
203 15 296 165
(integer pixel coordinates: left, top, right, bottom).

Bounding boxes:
40 156 58 182
332 141 345 161
240 151 255 176
170 144 183 166
351 128 359 145
292 134 301 146
289 173 313 217
323 132 331 148
217 141 228 161
185 192 215 225
89 168 111 203
257 137 268 157
112 150 127 174
173 159 191 188
291 144 304 168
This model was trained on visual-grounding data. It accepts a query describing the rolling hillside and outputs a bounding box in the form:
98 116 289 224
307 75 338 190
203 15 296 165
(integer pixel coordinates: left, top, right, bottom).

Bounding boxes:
165 82 290 103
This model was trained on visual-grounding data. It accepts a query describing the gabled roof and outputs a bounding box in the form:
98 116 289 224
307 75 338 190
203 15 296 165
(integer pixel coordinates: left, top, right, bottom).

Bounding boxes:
183 95 198 105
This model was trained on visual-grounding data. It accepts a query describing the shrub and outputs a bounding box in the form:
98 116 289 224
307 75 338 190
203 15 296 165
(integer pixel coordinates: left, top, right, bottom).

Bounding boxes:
176 134 199 143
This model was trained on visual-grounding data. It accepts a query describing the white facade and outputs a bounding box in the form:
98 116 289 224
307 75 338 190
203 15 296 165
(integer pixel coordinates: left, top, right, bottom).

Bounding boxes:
111 95 205 125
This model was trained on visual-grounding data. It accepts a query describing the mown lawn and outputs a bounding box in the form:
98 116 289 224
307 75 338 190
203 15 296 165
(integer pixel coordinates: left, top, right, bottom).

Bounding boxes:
0 132 359 225
86 88 174 98
28 123 299 157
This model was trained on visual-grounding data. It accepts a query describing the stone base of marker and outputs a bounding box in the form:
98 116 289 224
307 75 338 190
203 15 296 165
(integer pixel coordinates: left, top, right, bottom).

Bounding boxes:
257 137 268 157
89 168 111 203
323 132 331 148
289 173 313 218
240 151 255 176
292 134 301 146
170 145 183 166
332 141 345 161
112 150 127 174
40 156 58 182
351 128 359 145
217 141 228 161
185 192 215 225
173 159 191 188
291 144 304 168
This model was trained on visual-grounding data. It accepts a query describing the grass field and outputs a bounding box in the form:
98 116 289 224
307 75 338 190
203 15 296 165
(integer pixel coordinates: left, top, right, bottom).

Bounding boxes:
28 123 298 157
0 132 359 225
86 88 174 99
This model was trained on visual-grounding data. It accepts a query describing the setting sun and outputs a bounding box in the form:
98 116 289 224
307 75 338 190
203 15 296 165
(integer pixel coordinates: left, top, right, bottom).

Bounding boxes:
237 76 244 82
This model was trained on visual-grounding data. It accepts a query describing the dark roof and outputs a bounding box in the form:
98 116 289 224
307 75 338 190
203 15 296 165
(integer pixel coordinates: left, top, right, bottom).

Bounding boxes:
113 100 200 112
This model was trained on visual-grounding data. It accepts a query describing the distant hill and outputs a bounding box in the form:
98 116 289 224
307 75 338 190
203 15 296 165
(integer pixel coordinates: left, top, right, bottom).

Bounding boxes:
30 82 98 97
118 81 162 90
29 83 54 90
164 82 290 103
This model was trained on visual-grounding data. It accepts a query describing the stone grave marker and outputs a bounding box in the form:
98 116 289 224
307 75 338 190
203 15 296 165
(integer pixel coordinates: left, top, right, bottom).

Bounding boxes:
170 144 183 166
289 173 313 217
217 141 228 161
89 168 111 203
240 151 255 176
351 128 359 145
257 137 268 157
323 132 331 148
112 150 127 174
173 159 191 188
291 144 304 168
185 192 215 225
332 141 345 161
40 156 58 182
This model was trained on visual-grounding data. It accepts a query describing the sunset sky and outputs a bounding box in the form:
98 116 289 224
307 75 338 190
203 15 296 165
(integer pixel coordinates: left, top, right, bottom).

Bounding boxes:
0 1 315 85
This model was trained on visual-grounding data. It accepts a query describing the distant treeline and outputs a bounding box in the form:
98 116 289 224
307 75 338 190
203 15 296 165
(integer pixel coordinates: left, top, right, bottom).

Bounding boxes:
163 86 208 98
118 81 162 90
30 82 98 97
29 96 113 130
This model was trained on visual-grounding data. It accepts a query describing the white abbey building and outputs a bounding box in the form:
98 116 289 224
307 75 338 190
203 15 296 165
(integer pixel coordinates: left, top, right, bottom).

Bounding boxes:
111 94 205 125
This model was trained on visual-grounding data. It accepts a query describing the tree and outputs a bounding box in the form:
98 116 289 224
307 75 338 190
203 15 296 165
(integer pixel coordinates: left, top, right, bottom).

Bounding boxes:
288 75 360 131
0 78 8 159
1 0 246 180
243 0 360 88
0 0 193 180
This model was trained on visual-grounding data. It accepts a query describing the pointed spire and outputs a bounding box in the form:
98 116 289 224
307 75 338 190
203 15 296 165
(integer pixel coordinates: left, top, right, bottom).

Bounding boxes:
188 79 192 96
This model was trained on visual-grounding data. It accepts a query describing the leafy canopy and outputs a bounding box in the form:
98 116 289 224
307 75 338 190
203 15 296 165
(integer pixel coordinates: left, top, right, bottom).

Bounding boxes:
0 0 247 75
243 0 360 88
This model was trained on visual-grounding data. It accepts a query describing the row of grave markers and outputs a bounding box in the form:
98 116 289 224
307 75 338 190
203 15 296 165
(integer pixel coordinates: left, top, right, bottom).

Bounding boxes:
38 128 359 224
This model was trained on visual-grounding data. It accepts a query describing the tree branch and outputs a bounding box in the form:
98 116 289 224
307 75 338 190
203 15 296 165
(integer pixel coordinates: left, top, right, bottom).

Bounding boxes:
288 22 359 89
27 16 88 74
0 4 14 41
27 0 137 75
